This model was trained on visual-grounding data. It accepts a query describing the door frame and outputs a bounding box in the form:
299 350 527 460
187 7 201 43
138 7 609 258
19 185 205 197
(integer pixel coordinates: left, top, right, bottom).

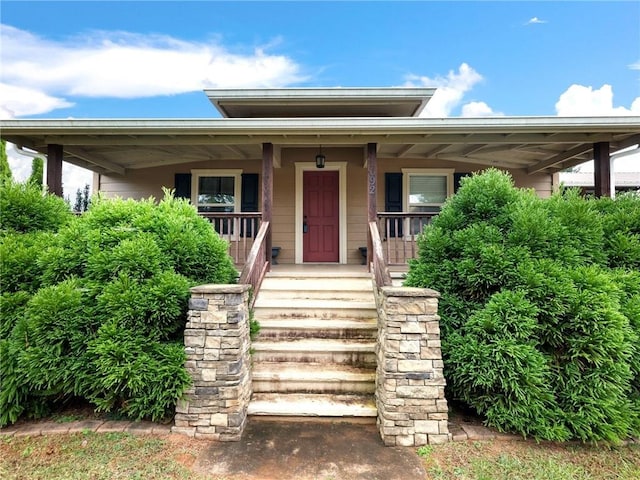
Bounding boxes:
295 162 347 264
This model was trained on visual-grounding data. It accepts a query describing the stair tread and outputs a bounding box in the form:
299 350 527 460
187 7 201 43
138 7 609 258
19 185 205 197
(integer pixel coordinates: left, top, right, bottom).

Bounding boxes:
261 279 372 288
248 393 377 417
252 362 375 381
254 299 376 309
266 271 371 279
258 318 377 328
252 338 375 351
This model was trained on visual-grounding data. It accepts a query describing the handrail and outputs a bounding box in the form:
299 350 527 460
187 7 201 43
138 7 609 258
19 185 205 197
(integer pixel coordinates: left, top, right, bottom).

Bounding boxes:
369 221 393 288
238 221 271 309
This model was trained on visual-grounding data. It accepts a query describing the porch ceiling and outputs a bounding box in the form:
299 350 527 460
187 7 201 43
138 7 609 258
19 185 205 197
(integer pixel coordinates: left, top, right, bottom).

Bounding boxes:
1 117 639 176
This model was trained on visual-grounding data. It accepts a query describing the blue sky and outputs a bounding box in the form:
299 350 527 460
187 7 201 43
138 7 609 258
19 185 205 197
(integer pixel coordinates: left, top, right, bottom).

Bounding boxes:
1 1 639 193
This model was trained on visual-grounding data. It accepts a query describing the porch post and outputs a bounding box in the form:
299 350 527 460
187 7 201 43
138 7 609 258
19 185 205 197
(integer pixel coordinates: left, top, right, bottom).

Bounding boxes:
262 143 273 268
46 144 64 197
593 142 611 198
367 143 377 269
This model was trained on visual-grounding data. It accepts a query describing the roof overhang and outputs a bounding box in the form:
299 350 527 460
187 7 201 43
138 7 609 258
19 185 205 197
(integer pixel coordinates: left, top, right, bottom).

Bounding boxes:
205 88 435 118
1 116 639 176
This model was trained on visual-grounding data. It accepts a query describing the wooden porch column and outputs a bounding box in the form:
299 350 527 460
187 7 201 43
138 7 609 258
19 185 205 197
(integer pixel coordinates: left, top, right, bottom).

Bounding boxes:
262 143 273 268
593 142 611 198
366 143 377 269
46 144 64 197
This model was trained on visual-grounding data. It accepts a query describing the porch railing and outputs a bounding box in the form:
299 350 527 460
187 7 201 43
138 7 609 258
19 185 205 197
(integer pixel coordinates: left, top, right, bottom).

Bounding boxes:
376 212 437 265
238 221 271 309
369 221 393 288
198 212 262 265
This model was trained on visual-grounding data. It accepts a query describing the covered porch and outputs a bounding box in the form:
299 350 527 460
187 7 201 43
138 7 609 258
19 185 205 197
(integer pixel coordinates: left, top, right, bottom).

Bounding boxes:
2 88 639 275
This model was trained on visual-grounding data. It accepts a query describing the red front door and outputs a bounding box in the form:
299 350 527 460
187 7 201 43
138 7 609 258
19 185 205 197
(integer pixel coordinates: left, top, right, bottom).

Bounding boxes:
303 171 339 262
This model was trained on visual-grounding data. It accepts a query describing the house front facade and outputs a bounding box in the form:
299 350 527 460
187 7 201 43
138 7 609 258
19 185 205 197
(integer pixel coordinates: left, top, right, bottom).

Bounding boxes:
4 87 637 267
3 88 640 444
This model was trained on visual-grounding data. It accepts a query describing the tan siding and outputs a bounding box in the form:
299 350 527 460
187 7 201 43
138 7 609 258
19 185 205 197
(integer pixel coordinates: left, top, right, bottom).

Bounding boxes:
510 170 554 197
98 150 552 265
271 155 296 264
377 158 553 205
345 160 368 264
99 160 262 201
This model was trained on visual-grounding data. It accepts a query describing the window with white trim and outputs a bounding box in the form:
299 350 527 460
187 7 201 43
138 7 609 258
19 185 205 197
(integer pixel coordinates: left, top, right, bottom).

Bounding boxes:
191 169 242 235
191 170 241 213
403 169 454 235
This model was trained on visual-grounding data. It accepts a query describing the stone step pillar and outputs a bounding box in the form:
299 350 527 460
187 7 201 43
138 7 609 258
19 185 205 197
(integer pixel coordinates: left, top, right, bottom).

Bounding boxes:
375 286 449 446
172 284 252 441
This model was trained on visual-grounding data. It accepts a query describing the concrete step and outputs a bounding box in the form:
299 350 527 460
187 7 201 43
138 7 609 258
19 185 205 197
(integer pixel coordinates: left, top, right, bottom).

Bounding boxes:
266 269 371 279
257 318 377 340
248 393 377 418
260 276 374 292
251 339 376 367
253 299 377 320
252 362 375 394
257 289 375 302
391 271 406 288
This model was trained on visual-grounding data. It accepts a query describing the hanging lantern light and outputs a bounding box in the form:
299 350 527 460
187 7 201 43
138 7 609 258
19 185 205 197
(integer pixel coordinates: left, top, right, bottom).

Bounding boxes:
315 145 325 168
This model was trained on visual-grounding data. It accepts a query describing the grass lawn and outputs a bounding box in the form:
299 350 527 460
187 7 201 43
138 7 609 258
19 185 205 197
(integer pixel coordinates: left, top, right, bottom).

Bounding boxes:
421 440 640 480
0 431 638 479
0 432 211 480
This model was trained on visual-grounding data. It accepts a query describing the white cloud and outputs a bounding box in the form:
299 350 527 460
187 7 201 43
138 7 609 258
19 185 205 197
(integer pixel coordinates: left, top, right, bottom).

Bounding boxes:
0 24 306 107
555 85 640 176
1 23 305 198
405 63 485 117
0 83 74 119
461 101 503 117
555 84 640 116
525 17 547 25
629 61 640 70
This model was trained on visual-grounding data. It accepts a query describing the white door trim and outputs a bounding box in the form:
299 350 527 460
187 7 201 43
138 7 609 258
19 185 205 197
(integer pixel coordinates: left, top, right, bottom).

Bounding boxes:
295 162 347 264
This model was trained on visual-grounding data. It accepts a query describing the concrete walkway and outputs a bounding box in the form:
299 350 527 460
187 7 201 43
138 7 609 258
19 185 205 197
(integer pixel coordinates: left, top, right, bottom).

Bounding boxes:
193 419 427 480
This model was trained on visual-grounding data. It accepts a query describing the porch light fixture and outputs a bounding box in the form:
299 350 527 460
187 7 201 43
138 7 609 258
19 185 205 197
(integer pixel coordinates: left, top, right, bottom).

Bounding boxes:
315 146 326 169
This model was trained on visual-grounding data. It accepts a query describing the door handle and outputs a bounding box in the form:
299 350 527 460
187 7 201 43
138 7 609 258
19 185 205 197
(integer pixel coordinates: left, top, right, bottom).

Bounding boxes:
303 215 308 233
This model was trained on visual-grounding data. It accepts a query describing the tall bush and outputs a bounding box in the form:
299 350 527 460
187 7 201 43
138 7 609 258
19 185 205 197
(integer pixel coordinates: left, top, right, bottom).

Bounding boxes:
405 168 640 442
1 187 237 426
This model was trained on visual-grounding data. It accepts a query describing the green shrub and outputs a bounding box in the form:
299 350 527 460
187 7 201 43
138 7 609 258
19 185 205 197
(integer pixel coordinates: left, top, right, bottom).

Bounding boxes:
76 191 236 284
1 189 236 426
86 321 190 422
1 231 54 293
19 279 96 398
595 193 640 269
406 169 640 442
553 267 636 442
0 291 30 339
0 181 72 233
96 271 190 340
447 290 568 440
86 234 167 282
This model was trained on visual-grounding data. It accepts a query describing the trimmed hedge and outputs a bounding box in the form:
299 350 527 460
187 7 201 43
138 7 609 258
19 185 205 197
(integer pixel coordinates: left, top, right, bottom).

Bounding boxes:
405 169 640 442
1 186 236 426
